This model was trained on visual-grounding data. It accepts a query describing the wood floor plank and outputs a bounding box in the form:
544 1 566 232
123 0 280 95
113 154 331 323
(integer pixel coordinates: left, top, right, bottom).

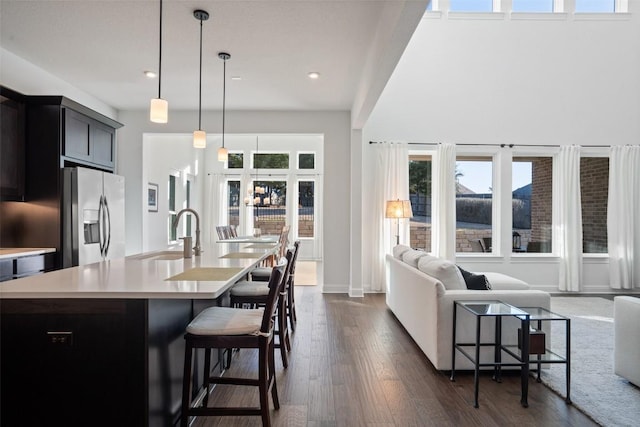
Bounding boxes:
189 286 598 427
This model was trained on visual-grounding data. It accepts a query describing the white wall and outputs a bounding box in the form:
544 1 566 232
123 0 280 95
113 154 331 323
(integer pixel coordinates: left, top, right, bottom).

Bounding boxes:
142 133 204 252
363 10 640 293
0 48 117 119
118 110 351 292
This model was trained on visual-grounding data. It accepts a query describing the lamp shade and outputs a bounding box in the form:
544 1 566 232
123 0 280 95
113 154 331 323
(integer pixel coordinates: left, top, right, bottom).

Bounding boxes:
385 200 413 219
217 146 228 161
150 98 168 123
193 130 206 148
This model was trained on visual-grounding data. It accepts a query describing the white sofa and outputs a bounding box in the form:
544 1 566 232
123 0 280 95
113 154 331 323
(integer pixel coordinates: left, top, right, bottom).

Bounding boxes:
386 246 551 371
614 296 640 386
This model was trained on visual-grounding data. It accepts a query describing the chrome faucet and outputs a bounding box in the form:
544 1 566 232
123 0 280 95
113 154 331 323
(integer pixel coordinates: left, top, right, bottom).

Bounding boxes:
173 208 202 256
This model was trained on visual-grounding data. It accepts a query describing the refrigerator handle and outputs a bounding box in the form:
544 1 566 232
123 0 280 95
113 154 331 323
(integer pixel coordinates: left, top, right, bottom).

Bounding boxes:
98 195 105 257
104 196 112 258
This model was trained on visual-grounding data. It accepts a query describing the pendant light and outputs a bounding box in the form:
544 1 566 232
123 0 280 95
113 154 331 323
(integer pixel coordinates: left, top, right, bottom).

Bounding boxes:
150 0 168 123
217 52 230 161
193 10 209 148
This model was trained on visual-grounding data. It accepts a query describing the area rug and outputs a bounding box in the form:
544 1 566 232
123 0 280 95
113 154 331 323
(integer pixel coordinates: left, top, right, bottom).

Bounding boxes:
541 297 640 427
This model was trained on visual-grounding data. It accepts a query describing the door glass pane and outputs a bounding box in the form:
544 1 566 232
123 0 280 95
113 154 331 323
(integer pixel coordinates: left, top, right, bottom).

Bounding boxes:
186 179 191 236
513 157 553 253
228 180 240 228
409 155 432 252
253 180 286 236
456 157 492 253
298 181 314 237
580 157 608 253
168 175 176 242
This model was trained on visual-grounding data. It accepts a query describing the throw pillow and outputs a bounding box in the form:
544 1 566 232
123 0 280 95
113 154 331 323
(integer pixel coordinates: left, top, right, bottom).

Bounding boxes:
392 244 412 260
457 266 492 290
401 249 430 268
417 257 466 290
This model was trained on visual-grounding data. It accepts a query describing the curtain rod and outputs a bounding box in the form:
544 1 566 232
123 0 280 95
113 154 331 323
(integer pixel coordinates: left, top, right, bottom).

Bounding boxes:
368 141 612 148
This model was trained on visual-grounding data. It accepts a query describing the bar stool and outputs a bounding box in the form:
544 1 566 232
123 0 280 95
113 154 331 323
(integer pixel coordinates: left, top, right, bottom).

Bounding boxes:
180 258 289 427
230 248 295 368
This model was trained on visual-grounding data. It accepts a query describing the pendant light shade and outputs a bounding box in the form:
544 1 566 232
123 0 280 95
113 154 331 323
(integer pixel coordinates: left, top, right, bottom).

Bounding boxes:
193 130 206 149
217 146 228 161
150 0 168 123
218 52 230 161
193 10 209 148
150 98 168 123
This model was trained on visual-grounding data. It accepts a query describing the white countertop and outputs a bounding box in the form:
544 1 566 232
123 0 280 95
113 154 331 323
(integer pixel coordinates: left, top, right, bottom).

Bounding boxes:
0 248 56 260
0 243 277 300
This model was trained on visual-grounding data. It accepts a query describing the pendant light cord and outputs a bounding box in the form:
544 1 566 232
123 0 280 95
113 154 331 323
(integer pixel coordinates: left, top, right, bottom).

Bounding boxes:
222 58 226 148
198 15 203 130
158 0 163 99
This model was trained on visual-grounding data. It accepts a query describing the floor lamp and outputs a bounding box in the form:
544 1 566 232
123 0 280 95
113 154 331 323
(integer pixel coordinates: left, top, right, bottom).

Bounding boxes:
385 199 413 245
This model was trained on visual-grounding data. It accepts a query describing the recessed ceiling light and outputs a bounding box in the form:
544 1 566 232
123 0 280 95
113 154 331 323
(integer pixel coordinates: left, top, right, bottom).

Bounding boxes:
231 76 242 81
308 72 320 79
144 70 157 78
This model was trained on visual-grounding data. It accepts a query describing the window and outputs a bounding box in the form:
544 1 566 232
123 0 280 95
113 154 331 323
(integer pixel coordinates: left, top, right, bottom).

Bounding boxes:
575 0 615 12
580 157 608 253
228 180 240 227
228 153 243 169
298 153 315 169
168 175 176 242
252 180 287 236
298 181 315 237
512 0 554 12
456 157 493 253
513 156 553 253
254 153 289 169
449 0 494 12
185 179 192 237
409 155 432 252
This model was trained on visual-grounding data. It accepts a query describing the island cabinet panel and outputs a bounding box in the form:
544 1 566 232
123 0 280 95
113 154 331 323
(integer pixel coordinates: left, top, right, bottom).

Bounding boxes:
0 297 216 427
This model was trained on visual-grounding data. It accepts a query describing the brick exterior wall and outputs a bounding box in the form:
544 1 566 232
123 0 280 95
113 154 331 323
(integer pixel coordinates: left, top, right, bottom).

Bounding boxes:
531 157 553 244
580 157 608 253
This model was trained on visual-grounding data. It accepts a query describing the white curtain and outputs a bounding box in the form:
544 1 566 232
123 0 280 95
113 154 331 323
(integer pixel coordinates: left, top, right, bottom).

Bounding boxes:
205 173 225 245
556 146 583 292
608 145 640 289
432 143 456 261
370 142 409 292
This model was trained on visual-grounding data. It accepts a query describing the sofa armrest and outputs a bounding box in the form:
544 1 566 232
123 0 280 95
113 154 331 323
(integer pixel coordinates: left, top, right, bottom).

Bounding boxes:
479 272 530 290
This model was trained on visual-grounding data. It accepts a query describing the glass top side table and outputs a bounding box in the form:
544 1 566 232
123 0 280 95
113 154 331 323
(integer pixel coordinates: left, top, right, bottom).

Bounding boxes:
451 300 531 408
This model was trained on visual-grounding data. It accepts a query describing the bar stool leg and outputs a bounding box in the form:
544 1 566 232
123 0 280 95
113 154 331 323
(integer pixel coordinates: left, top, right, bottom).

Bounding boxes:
181 340 193 427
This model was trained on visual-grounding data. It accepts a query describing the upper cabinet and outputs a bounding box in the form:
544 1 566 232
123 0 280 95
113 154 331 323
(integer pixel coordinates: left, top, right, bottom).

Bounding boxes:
63 108 116 169
0 87 26 201
26 95 122 173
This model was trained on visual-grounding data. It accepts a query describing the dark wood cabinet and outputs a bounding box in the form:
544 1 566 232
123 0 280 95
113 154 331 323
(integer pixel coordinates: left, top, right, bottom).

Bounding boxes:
63 108 115 169
0 87 26 201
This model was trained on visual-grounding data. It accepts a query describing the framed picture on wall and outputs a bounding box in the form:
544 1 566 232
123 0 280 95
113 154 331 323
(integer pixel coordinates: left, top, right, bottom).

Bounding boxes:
148 182 159 212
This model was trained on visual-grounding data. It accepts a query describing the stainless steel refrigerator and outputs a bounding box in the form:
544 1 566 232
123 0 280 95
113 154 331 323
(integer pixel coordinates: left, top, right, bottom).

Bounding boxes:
62 167 125 267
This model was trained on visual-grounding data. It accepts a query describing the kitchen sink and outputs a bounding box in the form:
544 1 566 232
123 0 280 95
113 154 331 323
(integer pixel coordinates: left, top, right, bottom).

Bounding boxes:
129 251 184 261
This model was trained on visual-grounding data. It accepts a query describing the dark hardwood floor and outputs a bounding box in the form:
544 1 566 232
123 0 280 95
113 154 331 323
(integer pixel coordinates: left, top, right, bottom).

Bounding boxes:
192 286 597 427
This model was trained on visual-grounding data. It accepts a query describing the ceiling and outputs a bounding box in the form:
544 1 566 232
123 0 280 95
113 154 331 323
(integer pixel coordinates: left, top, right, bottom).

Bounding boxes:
0 0 426 114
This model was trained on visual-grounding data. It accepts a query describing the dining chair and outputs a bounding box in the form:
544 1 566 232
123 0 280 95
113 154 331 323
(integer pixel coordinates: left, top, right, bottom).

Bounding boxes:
180 257 289 427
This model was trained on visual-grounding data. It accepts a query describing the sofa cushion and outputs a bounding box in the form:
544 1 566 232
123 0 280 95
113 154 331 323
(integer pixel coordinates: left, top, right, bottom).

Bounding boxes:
402 249 430 268
417 257 466 290
393 244 412 260
457 266 491 290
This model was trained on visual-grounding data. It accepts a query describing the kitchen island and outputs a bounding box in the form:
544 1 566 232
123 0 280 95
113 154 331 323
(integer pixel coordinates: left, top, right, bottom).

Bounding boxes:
0 242 277 427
